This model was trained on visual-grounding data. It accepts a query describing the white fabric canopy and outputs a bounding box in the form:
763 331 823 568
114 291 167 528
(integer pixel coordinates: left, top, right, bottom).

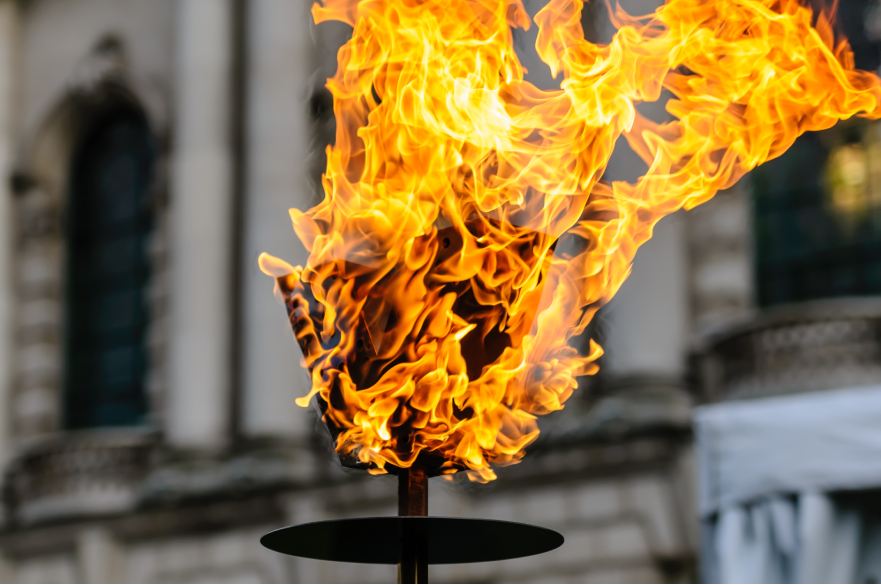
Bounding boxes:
695 386 881 583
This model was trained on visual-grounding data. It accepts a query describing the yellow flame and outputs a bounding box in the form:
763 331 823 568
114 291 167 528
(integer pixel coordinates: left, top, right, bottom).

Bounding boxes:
261 0 881 481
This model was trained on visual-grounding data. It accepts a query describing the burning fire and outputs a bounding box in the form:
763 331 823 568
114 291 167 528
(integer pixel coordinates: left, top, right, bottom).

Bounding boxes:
260 0 881 481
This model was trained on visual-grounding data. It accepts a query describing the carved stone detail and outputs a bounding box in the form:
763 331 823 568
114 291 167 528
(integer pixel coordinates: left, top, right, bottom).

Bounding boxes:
5 431 158 526
694 298 881 402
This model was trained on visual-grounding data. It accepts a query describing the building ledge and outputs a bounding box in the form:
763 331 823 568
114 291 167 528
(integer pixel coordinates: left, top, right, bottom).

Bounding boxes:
2 431 321 529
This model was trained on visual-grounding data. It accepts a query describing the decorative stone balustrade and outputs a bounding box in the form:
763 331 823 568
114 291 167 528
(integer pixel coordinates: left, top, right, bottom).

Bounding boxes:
694 298 881 402
5 430 157 525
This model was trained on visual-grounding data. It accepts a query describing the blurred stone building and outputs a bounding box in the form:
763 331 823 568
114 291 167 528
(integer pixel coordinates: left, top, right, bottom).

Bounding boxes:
0 1 697 582
0 0 877 583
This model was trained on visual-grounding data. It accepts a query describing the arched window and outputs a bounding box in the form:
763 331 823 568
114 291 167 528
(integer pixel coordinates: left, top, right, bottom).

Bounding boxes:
63 105 155 429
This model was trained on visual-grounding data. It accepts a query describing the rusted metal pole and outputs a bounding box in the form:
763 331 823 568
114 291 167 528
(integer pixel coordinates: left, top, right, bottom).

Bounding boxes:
397 467 428 584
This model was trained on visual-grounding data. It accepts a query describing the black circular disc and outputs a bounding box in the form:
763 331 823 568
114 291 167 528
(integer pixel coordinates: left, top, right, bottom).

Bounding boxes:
260 517 563 564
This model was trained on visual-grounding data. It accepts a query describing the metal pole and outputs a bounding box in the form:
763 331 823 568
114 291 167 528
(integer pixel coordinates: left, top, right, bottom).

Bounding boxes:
397 467 428 584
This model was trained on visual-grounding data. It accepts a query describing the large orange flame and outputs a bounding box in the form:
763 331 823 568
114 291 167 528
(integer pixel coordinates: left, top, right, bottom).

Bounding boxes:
260 0 881 481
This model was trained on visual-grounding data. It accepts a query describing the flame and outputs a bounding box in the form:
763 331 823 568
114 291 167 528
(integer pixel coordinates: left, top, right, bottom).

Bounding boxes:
260 0 881 481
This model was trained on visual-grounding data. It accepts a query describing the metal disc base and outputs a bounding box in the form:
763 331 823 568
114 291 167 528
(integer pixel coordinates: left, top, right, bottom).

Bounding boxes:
260 516 564 565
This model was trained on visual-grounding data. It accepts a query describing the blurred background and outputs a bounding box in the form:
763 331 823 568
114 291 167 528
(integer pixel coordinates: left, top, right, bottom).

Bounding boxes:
0 0 880 582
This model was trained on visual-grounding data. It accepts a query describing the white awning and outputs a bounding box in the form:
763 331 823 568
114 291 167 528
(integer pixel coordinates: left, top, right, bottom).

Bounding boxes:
696 385 881 517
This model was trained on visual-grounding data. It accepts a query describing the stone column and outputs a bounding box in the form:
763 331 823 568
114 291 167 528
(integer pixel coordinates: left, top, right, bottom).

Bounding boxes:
240 0 314 439
599 138 690 382
602 214 690 380
77 528 124 583
167 0 235 448
687 186 753 331
0 0 17 466
597 0 690 383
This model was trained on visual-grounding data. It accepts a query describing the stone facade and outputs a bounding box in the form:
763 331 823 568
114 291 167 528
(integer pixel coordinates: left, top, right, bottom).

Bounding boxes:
0 0 708 582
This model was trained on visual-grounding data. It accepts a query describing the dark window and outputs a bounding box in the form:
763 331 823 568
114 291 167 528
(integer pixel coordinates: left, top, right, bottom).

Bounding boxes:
752 0 881 307
63 106 155 429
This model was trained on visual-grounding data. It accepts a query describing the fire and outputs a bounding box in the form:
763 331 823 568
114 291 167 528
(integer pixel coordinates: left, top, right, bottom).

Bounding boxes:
260 0 881 481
